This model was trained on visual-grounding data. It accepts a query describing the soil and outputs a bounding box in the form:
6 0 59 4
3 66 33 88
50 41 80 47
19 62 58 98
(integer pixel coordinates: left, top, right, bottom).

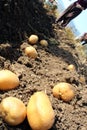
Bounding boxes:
0 0 87 130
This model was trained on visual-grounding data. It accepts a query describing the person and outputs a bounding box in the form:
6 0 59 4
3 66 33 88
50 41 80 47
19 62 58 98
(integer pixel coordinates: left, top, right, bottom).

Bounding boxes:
55 0 87 28
80 32 87 45
44 0 57 7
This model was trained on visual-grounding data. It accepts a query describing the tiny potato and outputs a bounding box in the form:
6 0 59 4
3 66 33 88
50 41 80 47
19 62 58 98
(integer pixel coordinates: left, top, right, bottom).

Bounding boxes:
25 46 38 58
67 64 75 71
79 76 85 84
0 69 19 90
52 82 75 102
27 91 55 130
0 97 26 126
28 34 39 44
40 39 48 46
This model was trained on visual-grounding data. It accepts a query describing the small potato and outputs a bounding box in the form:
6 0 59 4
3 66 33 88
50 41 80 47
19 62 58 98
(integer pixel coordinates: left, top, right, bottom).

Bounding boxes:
28 34 39 44
79 76 85 84
0 69 19 90
52 82 75 102
40 39 48 46
25 46 38 58
0 97 26 126
67 64 75 71
27 91 55 130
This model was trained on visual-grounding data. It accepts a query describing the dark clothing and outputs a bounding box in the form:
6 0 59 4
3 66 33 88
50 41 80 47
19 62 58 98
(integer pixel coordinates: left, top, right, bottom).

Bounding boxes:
78 0 87 9
82 41 87 45
80 33 87 41
56 0 87 27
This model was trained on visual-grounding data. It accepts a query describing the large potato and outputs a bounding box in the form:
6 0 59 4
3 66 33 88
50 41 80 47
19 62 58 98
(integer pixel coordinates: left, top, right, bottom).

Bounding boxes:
0 97 27 126
27 91 55 130
0 69 19 90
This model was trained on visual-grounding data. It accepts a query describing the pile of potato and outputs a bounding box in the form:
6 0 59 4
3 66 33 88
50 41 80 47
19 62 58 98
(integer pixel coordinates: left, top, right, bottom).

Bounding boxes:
0 69 75 129
0 34 76 129
25 34 48 59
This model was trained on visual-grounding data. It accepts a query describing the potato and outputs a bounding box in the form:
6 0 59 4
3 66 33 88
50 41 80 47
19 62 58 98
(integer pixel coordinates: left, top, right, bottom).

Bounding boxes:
52 82 75 102
67 64 75 71
79 76 85 84
27 91 55 130
0 69 19 90
28 34 39 44
25 46 38 58
0 97 26 126
40 39 48 46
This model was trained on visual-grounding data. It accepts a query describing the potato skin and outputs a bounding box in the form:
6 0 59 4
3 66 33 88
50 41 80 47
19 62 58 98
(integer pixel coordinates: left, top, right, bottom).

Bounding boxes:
0 69 19 90
0 97 27 126
27 91 55 130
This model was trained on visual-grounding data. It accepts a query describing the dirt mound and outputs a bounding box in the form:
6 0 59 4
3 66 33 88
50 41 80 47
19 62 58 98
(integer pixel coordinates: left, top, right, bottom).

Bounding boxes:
0 0 87 130
0 0 55 43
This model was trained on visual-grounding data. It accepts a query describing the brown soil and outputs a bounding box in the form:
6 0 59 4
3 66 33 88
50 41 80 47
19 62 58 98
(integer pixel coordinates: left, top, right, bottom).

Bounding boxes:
0 0 87 130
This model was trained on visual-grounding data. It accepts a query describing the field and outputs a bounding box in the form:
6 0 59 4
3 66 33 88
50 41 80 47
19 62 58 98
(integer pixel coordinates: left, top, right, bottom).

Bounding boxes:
0 0 87 130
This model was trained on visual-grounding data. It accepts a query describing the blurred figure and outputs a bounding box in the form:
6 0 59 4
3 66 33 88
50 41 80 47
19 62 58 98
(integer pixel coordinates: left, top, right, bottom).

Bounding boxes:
80 33 87 45
44 0 57 6
44 0 58 11
56 0 87 27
